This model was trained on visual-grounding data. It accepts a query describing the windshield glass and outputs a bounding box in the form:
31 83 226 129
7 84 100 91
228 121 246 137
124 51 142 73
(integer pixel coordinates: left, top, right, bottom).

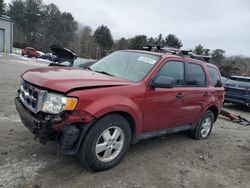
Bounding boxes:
90 51 161 82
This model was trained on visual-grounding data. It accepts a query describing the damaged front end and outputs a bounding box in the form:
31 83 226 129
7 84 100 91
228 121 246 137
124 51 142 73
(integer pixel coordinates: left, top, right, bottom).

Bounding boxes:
15 84 95 155
15 98 54 144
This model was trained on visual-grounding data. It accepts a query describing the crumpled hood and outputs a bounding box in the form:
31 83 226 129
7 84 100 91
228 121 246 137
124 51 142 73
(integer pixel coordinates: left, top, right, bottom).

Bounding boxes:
22 67 133 93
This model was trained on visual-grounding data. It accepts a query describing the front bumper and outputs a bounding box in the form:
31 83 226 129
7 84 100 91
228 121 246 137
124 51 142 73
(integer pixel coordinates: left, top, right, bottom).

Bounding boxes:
15 97 54 144
15 97 94 155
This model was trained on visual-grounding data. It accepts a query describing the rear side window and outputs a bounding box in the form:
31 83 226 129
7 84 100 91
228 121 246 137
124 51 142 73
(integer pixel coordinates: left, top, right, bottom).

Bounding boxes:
207 66 221 87
185 63 206 87
157 61 184 86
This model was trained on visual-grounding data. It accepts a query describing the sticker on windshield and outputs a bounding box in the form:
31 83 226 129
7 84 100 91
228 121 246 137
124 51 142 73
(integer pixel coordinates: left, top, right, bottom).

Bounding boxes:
138 57 157 65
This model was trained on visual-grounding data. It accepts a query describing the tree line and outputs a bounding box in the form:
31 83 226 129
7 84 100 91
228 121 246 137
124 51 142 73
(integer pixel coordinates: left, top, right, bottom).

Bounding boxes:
1 0 249 76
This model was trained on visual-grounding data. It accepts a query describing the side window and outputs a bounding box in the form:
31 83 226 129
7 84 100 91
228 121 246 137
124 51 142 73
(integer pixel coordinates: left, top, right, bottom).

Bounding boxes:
185 63 206 87
207 66 221 87
157 61 184 86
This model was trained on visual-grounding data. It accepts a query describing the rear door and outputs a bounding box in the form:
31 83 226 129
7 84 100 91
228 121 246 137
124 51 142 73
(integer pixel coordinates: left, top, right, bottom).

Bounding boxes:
180 62 210 125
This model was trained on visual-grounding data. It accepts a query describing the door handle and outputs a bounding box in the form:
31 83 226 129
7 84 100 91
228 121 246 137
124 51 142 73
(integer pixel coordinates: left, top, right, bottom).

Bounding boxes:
204 92 209 97
176 93 184 99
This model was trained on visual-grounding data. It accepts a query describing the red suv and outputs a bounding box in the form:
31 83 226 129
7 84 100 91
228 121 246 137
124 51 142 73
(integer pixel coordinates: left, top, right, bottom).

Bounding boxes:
15 49 224 171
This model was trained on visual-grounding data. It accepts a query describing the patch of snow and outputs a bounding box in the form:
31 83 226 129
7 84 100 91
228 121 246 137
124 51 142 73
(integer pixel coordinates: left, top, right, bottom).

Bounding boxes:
0 159 46 188
10 59 46 67
19 56 30 61
9 53 21 57
7 54 50 67
36 58 51 63
13 48 22 55
0 115 21 123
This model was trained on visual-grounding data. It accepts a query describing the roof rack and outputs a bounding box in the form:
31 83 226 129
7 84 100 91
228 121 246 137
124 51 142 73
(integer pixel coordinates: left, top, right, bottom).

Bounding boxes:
142 46 211 63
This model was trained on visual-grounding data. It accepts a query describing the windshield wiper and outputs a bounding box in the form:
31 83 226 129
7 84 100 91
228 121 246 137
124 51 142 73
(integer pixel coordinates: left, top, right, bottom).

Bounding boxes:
89 69 115 77
87 67 93 71
87 67 115 77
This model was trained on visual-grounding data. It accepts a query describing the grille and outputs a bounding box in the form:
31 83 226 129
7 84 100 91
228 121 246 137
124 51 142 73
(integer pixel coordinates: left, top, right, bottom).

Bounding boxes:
19 81 46 113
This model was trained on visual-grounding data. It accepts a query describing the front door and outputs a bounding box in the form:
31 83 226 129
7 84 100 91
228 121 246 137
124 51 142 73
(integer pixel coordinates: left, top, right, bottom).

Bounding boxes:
143 61 186 133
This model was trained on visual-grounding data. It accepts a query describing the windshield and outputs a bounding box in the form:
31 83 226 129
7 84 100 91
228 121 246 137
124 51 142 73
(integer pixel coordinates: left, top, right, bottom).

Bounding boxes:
90 51 161 82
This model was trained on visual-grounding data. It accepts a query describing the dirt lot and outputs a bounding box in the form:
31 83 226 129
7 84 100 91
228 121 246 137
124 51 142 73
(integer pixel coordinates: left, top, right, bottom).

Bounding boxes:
0 53 249 188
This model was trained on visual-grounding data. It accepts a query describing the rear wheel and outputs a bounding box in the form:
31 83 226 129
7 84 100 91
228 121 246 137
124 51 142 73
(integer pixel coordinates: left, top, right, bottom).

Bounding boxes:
78 114 131 171
190 110 214 140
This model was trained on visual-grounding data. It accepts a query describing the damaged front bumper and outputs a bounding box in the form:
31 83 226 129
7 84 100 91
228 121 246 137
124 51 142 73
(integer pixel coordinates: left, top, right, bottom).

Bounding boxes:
15 97 54 144
15 97 94 155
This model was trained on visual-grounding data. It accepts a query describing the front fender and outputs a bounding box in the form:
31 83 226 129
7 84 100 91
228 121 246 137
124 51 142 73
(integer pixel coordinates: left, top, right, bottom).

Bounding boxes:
84 95 143 137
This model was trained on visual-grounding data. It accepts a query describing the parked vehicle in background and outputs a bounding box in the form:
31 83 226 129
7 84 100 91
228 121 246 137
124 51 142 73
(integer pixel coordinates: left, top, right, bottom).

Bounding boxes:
224 76 250 107
49 57 96 68
221 76 228 83
72 58 97 68
15 49 224 171
47 46 96 68
36 51 44 57
21 47 40 58
39 53 57 61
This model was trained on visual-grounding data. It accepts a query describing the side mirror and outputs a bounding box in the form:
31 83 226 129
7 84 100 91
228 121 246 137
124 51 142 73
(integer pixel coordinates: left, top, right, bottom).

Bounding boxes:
150 76 174 88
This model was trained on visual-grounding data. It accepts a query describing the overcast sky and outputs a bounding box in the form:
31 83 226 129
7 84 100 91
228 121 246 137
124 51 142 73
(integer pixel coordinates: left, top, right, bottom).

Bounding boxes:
5 0 250 56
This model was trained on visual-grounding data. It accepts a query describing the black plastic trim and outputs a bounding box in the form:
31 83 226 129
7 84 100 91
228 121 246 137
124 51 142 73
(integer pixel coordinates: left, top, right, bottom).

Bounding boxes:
138 125 194 140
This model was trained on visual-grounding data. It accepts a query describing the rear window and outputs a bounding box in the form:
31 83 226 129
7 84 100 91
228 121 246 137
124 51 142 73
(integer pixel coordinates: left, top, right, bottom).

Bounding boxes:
207 66 221 87
185 63 206 87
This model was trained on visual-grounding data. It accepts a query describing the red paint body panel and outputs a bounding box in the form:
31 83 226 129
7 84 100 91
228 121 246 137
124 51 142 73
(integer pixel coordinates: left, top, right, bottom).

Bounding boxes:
21 51 224 140
22 67 133 93
69 84 145 137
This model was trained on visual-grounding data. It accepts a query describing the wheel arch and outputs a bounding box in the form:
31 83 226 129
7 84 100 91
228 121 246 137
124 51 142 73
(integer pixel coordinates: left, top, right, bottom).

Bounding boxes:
206 105 219 122
92 111 138 143
82 95 143 141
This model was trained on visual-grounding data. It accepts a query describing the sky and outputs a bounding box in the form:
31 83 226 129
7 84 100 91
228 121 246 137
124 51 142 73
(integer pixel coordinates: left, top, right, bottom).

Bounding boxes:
5 0 250 56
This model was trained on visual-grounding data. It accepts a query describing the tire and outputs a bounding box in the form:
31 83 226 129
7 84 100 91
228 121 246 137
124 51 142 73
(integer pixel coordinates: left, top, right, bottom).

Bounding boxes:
190 110 214 140
78 114 131 171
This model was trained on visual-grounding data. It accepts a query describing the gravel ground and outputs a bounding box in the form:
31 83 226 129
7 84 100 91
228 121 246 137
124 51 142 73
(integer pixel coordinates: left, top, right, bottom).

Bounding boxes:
0 54 249 188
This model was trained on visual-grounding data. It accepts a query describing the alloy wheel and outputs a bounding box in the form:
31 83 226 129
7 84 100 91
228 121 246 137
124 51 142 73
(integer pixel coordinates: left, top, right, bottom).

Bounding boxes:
95 126 125 162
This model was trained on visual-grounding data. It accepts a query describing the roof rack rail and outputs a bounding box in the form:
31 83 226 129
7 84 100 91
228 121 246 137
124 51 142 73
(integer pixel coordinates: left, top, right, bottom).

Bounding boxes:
142 46 211 63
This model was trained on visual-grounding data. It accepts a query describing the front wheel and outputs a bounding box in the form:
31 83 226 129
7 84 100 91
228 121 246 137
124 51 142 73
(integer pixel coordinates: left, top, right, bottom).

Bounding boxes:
78 114 131 171
190 110 214 140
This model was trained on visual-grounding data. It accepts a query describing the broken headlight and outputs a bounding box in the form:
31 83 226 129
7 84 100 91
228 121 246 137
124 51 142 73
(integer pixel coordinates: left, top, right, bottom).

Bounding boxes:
42 93 78 114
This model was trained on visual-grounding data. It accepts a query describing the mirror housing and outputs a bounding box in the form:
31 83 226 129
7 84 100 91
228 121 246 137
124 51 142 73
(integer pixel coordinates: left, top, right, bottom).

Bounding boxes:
150 76 174 88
